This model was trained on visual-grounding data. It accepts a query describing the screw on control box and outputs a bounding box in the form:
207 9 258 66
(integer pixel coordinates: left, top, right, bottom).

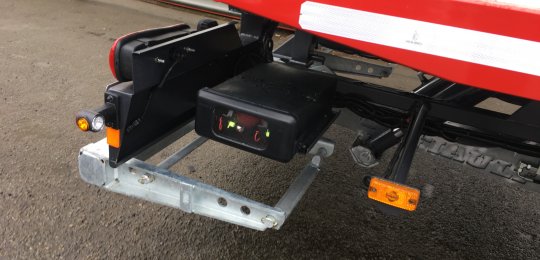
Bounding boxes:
195 63 338 162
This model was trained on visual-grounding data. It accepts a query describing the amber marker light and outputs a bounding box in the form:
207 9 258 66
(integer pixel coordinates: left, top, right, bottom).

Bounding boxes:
76 110 106 132
368 177 420 211
76 117 90 132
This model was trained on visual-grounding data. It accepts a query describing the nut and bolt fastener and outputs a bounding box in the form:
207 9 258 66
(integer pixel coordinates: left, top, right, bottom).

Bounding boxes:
261 215 278 228
359 151 373 163
138 174 155 184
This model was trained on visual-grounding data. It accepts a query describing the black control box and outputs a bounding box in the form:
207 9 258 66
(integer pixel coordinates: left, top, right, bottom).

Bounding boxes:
195 63 337 162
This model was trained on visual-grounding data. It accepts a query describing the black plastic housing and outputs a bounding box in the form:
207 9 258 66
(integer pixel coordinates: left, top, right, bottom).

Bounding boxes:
196 63 337 162
104 23 244 167
112 24 192 82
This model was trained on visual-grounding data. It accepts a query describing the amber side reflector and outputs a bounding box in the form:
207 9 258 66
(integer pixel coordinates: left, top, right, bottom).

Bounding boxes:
106 127 121 148
368 177 420 211
76 118 90 132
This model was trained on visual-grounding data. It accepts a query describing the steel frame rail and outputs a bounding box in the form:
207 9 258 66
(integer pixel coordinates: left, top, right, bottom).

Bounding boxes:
336 79 540 158
78 121 334 231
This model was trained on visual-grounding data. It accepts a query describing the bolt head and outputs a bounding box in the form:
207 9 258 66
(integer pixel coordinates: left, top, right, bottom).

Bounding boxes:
261 215 277 228
360 151 373 162
138 174 154 184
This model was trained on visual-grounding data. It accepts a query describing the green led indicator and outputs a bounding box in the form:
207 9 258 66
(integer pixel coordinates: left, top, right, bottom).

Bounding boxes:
265 129 270 138
227 121 236 128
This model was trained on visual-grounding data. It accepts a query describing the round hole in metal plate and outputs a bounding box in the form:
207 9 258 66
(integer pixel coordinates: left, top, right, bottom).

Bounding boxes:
240 206 251 215
217 197 228 207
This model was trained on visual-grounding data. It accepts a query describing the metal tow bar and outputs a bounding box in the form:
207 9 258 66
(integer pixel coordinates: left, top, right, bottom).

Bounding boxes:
78 123 334 231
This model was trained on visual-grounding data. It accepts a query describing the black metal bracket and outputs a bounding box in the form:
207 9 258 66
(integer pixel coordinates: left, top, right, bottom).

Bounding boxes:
273 31 314 65
312 51 392 78
239 12 278 62
273 32 392 78
389 103 429 183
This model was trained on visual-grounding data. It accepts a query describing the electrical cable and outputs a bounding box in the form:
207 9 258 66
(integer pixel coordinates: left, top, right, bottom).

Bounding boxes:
334 93 405 128
126 59 180 133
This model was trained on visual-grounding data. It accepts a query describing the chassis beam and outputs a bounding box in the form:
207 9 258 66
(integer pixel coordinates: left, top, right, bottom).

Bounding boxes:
336 80 540 158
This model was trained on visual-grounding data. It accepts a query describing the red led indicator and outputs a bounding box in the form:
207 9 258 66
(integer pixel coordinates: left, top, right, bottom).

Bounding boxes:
254 130 261 142
218 116 223 131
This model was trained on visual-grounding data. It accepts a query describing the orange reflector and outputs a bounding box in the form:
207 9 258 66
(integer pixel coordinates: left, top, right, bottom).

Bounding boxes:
106 127 120 148
368 177 420 211
76 118 89 132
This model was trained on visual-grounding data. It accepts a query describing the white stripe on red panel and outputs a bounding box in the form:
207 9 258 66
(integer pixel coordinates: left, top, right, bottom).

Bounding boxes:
299 1 540 76
479 0 540 10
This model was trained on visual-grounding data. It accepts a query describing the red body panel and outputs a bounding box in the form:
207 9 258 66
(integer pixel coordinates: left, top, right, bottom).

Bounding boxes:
221 0 540 101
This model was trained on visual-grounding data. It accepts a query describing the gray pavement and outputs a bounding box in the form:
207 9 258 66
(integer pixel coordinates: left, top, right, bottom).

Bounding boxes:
1 0 539 259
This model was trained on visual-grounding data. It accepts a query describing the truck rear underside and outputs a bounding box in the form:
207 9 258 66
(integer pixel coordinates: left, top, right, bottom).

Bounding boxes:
76 0 540 230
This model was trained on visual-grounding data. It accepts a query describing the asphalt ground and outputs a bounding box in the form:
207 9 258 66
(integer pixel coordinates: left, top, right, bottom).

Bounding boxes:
0 0 539 259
